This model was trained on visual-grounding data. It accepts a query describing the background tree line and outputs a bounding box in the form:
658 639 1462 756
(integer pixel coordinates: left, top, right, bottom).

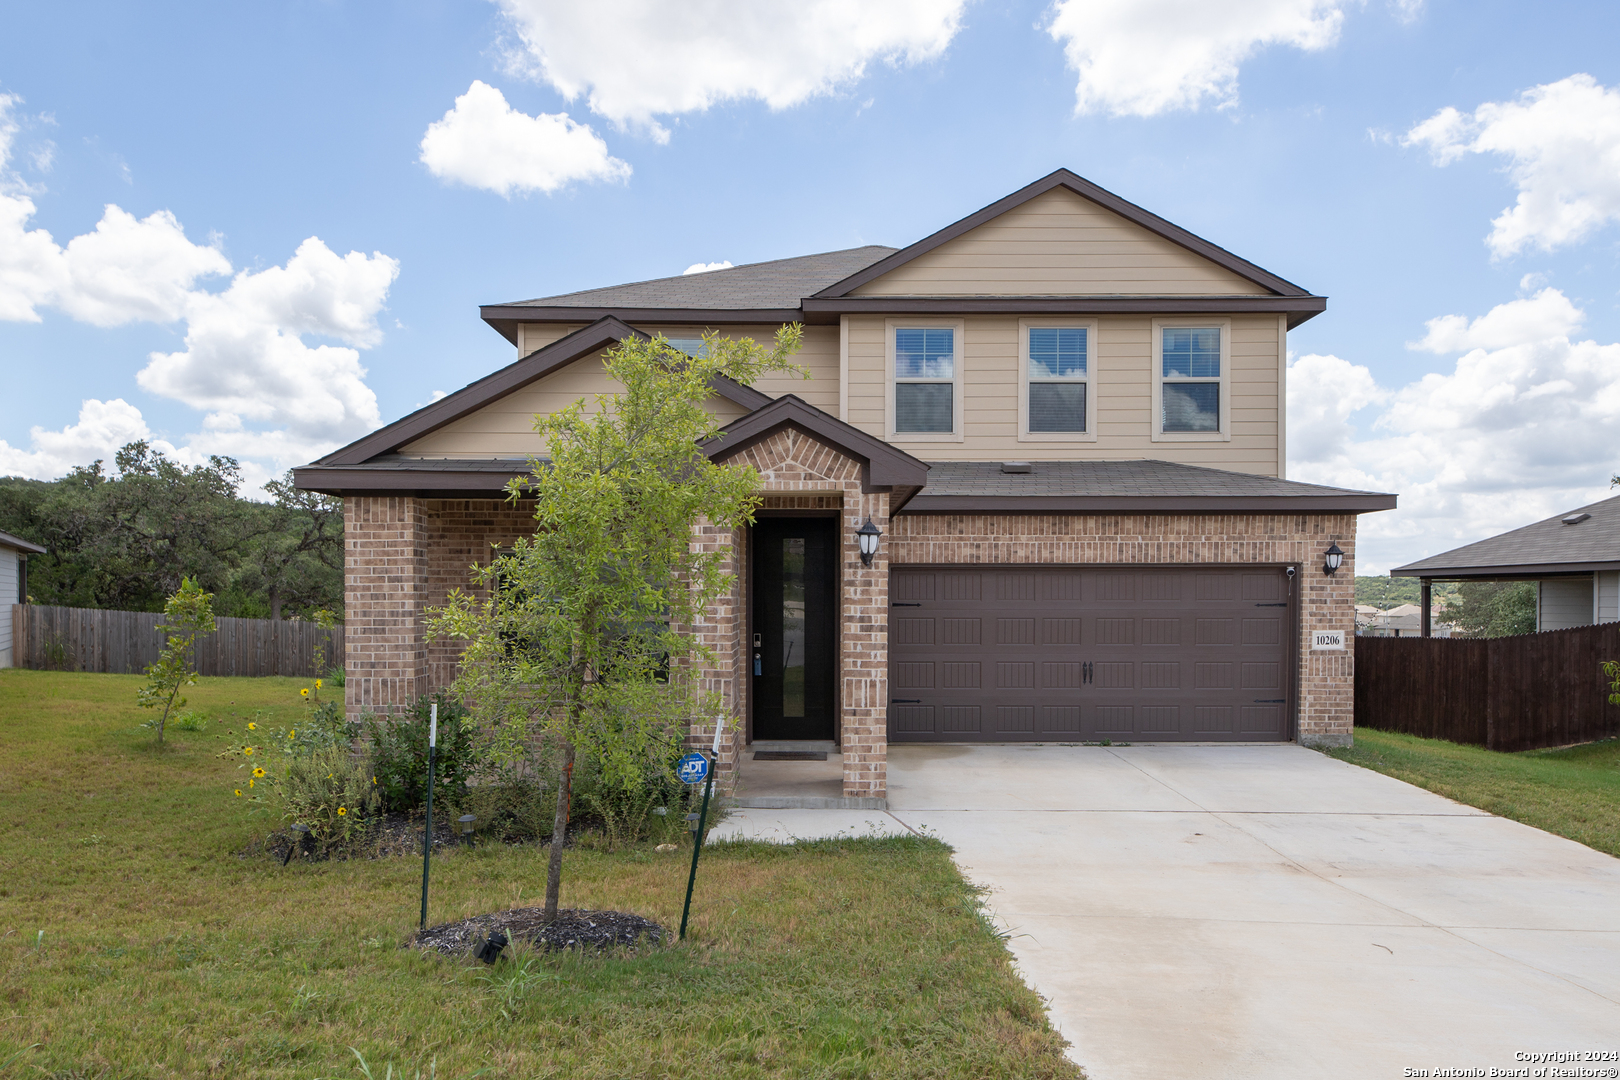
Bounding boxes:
0 441 342 619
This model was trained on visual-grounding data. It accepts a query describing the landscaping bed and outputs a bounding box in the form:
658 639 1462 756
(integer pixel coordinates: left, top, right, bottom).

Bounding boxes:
1331 727 1620 857
0 670 1081 1079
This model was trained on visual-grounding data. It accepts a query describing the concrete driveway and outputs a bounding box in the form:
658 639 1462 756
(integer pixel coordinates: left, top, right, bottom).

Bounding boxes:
715 743 1620 1079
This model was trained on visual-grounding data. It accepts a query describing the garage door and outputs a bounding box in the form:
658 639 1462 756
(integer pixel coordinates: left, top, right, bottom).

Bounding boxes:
888 566 1292 742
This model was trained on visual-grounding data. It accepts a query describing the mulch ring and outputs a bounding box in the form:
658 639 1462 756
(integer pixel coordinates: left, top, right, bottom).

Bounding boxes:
410 908 666 956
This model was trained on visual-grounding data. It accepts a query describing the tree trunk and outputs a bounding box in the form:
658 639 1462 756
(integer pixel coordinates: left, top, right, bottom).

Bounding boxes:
270 586 282 621
543 739 575 921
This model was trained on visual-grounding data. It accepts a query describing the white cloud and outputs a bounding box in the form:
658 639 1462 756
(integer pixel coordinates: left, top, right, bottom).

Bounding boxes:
0 398 158 480
1288 288 1620 574
496 0 965 137
1045 0 1346 117
0 94 399 484
419 80 630 197
1403 74 1620 257
1408 286 1583 354
137 238 398 444
683 260 734 275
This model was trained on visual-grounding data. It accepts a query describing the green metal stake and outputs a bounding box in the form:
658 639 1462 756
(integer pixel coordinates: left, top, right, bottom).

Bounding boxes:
679 716 725 942
419 703 437 933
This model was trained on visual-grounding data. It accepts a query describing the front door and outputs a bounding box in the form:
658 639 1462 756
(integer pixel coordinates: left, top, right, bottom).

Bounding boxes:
751 517 837 741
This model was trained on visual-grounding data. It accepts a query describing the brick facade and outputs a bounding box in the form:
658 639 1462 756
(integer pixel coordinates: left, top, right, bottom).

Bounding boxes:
343 471 1359 799
887 512 1358 747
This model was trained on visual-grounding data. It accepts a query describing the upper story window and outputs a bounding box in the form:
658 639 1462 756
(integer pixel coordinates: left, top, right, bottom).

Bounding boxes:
664 337 707 357
887 320 964 440
1152 319 1230 441
1020 320 1097 441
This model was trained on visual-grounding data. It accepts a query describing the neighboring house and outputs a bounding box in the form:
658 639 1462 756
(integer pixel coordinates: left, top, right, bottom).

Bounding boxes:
0 530 45 669
294 169 1396 801
1392 494 1620 635
1357 603 1453 638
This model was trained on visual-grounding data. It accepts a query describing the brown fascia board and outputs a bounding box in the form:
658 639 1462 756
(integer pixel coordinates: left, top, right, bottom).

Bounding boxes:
801 294 1327 328
813 169 1313 301
0 529 46 555
900 493 1398 515
291 466 530 497
304 316 768 473
702 394 931 494
1390 561 1620 579
482 306 810 342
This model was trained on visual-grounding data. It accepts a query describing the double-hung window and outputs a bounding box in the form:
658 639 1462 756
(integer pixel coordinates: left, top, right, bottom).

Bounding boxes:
1153 319 1230 440
887 320 963 438
1020 320 1097 440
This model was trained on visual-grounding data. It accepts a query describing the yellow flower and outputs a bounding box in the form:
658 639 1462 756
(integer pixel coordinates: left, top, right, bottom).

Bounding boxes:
234 789 243 797
289 729 296 738
300 688 310 698
243 747 254 756
249 778 255 789
337 807 347 816
247 722 257 731
315 679 322 689
371 776 377 785
253 767 266 778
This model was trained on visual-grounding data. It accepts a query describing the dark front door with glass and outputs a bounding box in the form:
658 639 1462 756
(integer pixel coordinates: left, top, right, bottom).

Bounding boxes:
751 517 837 741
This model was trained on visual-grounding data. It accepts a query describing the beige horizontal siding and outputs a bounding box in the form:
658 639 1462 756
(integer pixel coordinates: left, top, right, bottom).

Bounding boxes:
516 323 585 356
400 349 751 458
635 323 838 412
852 188 1271 297
845 313 1281 474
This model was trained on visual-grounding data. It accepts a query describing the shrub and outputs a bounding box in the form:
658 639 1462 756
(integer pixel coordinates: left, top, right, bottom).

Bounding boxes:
365 693 480 814
278 746 380 847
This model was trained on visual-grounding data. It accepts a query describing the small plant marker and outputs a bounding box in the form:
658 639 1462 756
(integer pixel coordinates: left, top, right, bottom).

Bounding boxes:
678 717 724 941
419 703 438 932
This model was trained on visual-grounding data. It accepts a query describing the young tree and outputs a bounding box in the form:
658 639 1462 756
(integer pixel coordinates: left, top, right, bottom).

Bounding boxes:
1449 581 1538 638
136 577 217 744
431 327 804 920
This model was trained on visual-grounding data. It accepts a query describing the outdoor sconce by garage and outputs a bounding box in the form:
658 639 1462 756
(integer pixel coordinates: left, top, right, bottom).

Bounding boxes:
857 518 883 568
1323 543 1345 575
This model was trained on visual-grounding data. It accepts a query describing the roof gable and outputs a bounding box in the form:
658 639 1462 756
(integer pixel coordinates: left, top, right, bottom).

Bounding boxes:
702 394 930 496
816 169 1310 300
317 317 768 467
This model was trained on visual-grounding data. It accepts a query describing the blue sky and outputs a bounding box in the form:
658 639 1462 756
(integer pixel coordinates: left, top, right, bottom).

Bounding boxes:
3 0 1619 573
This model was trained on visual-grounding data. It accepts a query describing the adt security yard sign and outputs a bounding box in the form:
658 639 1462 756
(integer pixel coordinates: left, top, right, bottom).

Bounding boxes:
676 752 709 785
1312 630 1346 651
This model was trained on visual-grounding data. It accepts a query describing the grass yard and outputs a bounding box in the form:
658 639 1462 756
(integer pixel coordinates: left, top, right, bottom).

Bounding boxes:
0 670 1079 1080
1331 727 1620 858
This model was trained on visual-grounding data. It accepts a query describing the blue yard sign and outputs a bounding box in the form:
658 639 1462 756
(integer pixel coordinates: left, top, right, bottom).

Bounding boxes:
676 752 710 786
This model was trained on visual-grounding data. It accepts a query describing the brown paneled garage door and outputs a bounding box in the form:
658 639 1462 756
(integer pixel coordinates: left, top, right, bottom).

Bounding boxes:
888 566 1293 742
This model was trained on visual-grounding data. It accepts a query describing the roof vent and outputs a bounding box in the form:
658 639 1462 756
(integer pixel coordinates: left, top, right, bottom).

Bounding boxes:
1561 512 1591 525
1000 462 1033 474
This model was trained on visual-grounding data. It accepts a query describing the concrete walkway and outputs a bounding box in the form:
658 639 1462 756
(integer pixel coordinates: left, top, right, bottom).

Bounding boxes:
714 743 1620 1080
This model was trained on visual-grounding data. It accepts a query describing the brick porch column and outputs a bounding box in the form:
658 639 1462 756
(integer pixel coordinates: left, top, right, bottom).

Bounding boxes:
842 491 890 799
344 495 429 719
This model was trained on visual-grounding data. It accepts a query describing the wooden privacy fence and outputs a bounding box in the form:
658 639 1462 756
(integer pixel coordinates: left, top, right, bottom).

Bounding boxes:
10 604 344 678
1355 622 1620 751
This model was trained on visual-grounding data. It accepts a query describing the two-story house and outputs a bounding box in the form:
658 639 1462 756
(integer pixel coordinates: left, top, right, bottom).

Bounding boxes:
294 169 1396 802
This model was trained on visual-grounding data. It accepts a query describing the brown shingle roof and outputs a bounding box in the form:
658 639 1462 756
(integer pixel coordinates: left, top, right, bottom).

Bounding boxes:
1392 494 1620 576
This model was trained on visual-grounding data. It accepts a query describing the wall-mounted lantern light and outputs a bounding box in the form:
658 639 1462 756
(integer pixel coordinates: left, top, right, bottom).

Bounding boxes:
857 518 883 568
1323 543 1344 575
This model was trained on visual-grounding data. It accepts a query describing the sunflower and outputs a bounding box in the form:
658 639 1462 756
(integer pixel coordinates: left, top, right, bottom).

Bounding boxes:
243 747 254 757
300 688 310 698
247 722 257 731
337 807 347 816
253 767 266 778
289 729 296 738
249 778 255 789
315 679 323 689
234 789 243 797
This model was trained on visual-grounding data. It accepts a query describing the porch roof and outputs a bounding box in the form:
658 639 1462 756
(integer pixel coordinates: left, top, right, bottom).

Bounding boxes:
901 460 1396 514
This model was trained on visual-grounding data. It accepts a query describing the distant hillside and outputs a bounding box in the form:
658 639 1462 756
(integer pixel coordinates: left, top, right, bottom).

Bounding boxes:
1354 576 1459 609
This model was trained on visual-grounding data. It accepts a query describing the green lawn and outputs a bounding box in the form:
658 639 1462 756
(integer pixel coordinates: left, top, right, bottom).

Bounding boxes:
1331 727 1620 857
0 670 1079 1079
